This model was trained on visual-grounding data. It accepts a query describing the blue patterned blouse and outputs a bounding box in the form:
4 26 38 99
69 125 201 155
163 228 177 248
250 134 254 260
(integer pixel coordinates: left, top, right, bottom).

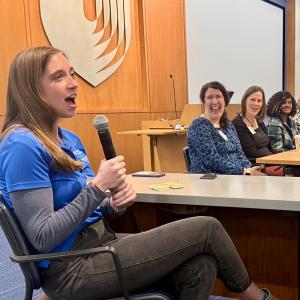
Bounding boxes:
187 116 251 174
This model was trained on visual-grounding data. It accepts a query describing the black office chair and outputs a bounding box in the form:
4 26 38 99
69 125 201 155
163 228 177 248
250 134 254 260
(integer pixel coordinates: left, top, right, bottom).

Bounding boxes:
158 146 207 214
0 195 172 300
182 146 191 172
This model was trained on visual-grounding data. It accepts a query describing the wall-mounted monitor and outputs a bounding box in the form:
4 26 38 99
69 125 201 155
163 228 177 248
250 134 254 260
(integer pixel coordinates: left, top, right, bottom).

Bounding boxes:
185 0 285 104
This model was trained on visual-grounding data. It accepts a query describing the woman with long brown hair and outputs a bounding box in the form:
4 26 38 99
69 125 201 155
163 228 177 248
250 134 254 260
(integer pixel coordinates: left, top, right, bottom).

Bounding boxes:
0 48 275 300
232 86 272 160
188 81 264 176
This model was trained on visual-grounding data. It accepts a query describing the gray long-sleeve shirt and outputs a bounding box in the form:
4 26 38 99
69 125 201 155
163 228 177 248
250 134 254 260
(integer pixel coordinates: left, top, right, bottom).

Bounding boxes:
10 185 121 253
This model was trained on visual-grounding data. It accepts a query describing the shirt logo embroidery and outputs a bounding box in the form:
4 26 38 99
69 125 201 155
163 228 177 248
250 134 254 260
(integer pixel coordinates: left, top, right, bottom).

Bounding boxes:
73 149 88 162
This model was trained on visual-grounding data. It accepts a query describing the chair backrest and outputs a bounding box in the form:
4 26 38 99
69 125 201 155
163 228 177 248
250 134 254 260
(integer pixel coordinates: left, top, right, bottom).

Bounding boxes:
182 147 191 172
0 195 172 300
0 195 42 291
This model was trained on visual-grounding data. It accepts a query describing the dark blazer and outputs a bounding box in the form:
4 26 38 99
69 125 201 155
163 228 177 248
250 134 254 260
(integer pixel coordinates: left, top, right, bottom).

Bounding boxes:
232 114 272 159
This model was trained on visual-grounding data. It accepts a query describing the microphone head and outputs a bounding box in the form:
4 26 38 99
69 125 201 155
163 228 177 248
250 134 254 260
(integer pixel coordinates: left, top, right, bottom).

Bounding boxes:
92 115 109 131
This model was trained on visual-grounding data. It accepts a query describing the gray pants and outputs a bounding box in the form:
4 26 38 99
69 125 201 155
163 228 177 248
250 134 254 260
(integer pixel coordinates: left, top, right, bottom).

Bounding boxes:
41 216 251 300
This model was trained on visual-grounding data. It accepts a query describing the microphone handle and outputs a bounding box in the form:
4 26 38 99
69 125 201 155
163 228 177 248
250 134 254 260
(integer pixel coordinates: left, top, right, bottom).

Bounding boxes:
98 130 116 160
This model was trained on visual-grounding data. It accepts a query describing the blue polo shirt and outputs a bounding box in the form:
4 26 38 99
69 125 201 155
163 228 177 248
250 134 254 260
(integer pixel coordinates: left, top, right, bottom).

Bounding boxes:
0 127 103 268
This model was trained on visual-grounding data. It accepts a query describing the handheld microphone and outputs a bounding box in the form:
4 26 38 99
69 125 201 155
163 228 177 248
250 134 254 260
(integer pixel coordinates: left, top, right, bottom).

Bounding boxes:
92 115 116 160
169 74 178 119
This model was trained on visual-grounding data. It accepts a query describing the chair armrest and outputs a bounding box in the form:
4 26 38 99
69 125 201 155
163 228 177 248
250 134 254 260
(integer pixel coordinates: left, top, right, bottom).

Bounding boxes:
10 245 116 263
10 245 130 300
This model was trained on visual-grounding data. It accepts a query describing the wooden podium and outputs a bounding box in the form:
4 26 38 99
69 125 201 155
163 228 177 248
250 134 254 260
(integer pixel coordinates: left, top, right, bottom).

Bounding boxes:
118 104 202 172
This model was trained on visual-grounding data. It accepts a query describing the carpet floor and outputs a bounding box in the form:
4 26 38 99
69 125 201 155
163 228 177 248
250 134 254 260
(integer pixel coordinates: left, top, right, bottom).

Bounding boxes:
0 228 42 299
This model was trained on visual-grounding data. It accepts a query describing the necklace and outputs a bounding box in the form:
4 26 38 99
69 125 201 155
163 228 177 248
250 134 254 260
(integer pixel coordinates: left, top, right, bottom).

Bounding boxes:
244 115 256 128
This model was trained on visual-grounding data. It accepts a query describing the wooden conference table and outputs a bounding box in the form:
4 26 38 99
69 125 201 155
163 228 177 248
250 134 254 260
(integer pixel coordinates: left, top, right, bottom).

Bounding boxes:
256 149 300 166
128 173 300 299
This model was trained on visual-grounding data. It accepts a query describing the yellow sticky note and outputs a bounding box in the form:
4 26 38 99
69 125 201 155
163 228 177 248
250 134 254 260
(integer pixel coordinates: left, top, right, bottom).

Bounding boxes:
169 183 184 189
149 184 170 191
149 182 184 191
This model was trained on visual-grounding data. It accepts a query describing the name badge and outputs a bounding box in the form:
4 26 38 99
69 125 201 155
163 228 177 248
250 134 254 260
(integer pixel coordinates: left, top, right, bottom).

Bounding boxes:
218 130 228 141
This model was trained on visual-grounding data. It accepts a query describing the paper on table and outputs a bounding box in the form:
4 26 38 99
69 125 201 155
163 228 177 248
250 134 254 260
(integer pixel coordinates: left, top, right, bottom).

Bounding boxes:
149 182 184 191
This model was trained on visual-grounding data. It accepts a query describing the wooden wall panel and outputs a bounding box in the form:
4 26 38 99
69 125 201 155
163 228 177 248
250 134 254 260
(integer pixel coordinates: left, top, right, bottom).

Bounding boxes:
143 0 188 113
0 116 4 131
286 0 295 94
150 112 178 123
227 104 241 120
0 0 29 115
61 113 151 173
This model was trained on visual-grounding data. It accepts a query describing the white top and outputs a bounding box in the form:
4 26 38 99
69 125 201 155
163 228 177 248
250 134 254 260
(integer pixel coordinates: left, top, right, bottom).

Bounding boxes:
128 173 300 212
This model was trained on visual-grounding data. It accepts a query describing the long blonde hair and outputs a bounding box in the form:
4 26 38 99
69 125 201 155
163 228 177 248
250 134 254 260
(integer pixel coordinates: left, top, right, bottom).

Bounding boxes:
2 46 82 172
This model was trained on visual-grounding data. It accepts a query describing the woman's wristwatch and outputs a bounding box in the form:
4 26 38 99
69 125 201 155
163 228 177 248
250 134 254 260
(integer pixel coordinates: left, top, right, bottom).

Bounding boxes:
245 168 251 175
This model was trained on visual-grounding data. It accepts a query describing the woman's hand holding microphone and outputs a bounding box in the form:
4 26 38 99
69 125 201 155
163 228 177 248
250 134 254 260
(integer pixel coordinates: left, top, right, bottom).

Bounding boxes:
92 155 136 210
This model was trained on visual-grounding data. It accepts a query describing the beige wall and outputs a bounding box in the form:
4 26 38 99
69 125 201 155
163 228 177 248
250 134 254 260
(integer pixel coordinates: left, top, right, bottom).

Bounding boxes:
0 0 295 172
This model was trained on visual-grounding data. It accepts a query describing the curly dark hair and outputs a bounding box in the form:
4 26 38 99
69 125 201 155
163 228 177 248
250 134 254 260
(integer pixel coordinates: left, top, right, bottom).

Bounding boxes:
199 81 230 128
266 91 297 118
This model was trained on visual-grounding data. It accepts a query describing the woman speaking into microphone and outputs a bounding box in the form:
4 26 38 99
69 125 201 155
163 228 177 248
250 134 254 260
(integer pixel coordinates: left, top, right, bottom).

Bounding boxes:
0 47 276 300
